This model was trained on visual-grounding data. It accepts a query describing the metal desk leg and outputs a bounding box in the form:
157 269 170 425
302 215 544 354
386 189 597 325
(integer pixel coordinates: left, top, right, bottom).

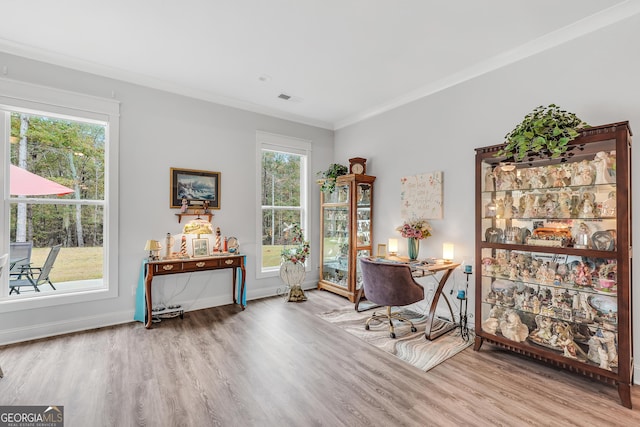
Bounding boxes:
424 267 457 340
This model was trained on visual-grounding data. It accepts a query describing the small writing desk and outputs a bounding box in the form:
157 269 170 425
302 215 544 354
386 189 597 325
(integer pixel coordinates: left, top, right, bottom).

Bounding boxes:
355 258 460 341
141 254 246 329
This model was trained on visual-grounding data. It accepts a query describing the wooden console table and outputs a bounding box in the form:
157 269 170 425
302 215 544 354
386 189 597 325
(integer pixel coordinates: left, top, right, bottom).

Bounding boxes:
355 259 460 340
143 254 246 329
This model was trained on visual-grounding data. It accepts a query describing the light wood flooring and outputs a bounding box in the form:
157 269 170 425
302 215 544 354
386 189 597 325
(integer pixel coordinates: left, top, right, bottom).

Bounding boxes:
1 290 639 426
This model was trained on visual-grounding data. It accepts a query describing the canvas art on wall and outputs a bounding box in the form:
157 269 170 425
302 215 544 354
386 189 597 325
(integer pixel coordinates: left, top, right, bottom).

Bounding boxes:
400 171 443 220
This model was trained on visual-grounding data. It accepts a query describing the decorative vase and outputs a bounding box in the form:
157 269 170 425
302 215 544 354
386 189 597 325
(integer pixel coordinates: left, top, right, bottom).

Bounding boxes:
407 237 419 261
280 261 307 302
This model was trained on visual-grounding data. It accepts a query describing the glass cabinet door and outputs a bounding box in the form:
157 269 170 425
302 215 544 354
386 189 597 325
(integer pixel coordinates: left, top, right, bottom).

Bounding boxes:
481 139 617 249
354 183 372 289
321 184 349 288
479 248 618 371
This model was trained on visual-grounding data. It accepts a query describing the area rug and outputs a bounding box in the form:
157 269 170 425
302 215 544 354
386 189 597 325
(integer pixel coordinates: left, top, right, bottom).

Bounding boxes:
317 307 473 372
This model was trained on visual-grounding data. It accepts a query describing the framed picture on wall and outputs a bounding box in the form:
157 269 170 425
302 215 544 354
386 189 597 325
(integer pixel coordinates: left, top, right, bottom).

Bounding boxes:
170 168 221 209
192 238 210 257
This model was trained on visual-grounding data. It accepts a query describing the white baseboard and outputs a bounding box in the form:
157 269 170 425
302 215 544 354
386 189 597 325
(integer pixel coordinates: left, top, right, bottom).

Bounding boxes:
0 279 320 346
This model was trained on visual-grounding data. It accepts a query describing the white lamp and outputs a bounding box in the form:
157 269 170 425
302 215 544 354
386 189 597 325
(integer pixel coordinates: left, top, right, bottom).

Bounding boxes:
388 238 398 256
443 242 454 263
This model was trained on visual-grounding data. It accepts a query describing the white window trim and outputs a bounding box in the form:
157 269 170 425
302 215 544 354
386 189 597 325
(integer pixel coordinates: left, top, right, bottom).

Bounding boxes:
256 131 311 278
0 77 119 312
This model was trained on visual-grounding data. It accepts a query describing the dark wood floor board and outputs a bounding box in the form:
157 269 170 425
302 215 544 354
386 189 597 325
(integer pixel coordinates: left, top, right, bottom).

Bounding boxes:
1 289 640 427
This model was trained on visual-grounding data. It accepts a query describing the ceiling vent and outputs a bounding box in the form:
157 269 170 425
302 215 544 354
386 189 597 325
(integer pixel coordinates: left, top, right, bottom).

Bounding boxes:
278 93 292 100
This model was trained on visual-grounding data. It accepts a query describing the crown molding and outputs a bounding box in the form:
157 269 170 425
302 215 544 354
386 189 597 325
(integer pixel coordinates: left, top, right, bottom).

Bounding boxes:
334 0 640 130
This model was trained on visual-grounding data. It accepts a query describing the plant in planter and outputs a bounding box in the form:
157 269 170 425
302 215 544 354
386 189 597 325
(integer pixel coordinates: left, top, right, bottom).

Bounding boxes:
280 223 310 302
317 163 348 193
498 104 589 161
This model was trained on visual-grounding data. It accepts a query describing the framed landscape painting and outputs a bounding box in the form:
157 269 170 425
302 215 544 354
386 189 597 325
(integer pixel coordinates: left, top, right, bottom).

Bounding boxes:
170 168 221 209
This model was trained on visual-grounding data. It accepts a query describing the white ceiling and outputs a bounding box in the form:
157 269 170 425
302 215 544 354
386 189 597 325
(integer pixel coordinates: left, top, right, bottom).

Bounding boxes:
1 0 638 130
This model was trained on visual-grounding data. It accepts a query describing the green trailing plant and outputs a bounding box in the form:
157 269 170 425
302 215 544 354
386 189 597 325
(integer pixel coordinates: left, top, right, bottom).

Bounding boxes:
498 104 589 161
317 163 348 193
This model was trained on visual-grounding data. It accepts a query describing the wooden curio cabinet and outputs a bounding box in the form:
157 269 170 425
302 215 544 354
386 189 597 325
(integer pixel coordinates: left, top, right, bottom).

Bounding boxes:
474 122 633 408
318 174 375 302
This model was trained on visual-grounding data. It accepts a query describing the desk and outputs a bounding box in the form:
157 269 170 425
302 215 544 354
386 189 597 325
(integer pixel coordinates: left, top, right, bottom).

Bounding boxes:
355 259 460 341
142 254 246 329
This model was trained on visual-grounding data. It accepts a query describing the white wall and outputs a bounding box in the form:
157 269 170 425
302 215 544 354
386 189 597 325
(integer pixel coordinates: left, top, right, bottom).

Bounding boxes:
0 52 333 344
334 13 640 381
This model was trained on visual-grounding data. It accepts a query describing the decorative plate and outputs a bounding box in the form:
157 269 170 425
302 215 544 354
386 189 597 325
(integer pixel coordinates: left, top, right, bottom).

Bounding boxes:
588 294 617 314
485 227 504 243
591 230 615 251
227 236 239 253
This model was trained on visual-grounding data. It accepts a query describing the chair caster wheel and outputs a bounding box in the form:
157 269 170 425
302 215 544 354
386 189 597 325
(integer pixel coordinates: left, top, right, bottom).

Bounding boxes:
411 327 417 332
390 332 396 339
365 324 370 330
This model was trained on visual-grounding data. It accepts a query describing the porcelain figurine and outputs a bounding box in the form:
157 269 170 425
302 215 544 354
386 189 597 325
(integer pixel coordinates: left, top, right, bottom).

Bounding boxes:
500 310 529 342
485 167 495 191
522 194 536 218
498 168 517 191
593 151 616 184
503 194 514 219
533 315 554 342
579 194 595 219
542 194 557 218
573 160 594 186
558 192 572 218
601 191 616 217
482 306 500 334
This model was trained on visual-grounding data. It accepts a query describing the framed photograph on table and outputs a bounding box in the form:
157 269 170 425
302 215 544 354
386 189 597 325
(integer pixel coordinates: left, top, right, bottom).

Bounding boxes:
170 168 221 209
192 238 210 257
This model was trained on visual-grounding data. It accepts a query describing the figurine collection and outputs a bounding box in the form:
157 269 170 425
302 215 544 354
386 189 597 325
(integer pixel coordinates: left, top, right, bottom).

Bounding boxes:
481 249 618 370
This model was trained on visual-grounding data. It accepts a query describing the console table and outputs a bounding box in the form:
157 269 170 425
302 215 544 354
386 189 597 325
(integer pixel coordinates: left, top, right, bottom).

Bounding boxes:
137 254 246 329
355 259 460 340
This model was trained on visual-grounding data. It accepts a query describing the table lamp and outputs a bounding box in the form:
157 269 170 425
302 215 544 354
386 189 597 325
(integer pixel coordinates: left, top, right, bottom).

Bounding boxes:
183 217 214 256
442 242 454 263
183 217 213 237
144 239 162 260
388 238 398 256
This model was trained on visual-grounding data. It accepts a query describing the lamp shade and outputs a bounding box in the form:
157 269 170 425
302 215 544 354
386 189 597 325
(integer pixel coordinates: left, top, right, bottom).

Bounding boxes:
144 240 162 251
388 238 398 254
183 218 213 235
443 242 454 261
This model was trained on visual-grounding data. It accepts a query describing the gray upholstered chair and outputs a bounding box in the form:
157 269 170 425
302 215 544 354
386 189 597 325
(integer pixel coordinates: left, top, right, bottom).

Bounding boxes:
360 257 425 338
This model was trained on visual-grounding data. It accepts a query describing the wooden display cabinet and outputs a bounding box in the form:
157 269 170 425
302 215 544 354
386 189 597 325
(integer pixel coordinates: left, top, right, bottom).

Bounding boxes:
474 122 633 408
318 174 375 302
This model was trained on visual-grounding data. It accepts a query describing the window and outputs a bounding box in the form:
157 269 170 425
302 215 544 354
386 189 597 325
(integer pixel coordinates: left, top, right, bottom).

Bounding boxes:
0 79 119 309
256 131 310 276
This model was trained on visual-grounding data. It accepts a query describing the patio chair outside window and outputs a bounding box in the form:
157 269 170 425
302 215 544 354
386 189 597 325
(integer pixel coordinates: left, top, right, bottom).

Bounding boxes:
0 253 6 378
9 241 33 279
9 244 62 295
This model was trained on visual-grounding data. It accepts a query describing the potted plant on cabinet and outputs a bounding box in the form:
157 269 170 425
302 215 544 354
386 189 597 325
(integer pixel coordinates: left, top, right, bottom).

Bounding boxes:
498 104 589 161
316 163 348 193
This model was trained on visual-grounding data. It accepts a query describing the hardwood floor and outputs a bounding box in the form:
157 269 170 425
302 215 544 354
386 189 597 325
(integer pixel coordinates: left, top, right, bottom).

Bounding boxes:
1 290 639 426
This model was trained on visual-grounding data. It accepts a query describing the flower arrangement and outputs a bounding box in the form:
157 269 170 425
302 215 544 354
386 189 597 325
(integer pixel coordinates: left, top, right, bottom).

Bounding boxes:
281 223 310 264
396 218 432 240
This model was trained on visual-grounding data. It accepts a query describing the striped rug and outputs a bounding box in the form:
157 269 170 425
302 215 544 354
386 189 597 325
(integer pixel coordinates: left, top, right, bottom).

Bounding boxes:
317 307 473 372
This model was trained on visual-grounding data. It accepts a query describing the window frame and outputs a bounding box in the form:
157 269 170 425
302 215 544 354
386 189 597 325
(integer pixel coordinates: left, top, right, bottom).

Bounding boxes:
0 78 119 311
255 131 311 278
